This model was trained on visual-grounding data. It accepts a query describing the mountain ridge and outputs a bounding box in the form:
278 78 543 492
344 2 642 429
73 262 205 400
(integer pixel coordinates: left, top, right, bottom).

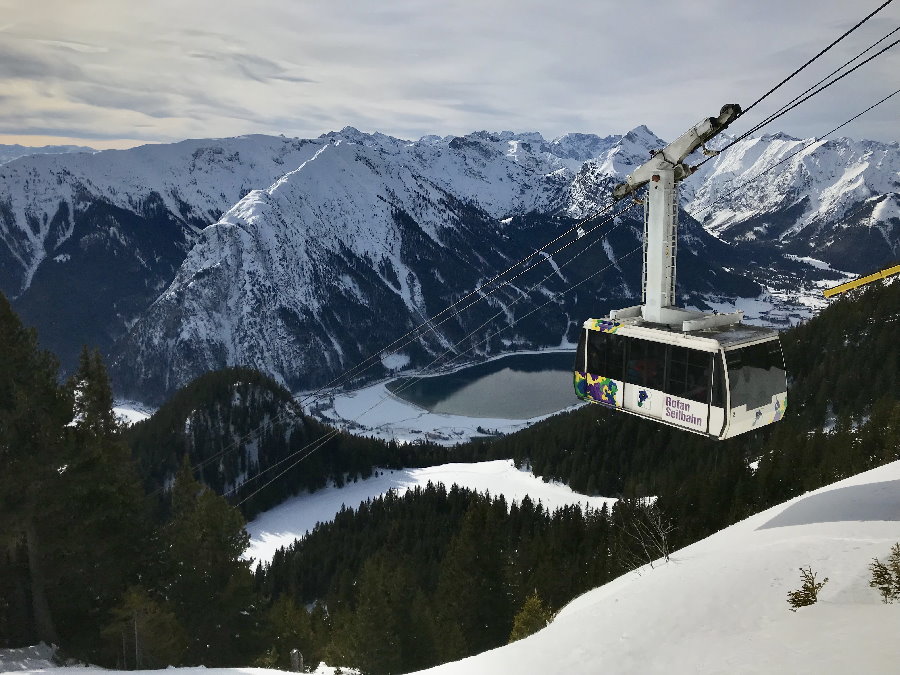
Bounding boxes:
1 126 896 400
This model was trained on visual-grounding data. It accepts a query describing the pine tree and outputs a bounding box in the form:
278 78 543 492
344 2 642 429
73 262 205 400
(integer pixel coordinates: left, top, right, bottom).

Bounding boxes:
47 347 149 659
508 591 553 643
161 457 258 665
869 543 900 603
0 292 71 645
264 595 318 669
786 566 828 611
101 586 187 668
432 500 511 661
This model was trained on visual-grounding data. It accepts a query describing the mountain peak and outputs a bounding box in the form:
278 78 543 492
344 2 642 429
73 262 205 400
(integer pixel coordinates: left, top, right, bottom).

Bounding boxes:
622 124 665 146
319 126 407 148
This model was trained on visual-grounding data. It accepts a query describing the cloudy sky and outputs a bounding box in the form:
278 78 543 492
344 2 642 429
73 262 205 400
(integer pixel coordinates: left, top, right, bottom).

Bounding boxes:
1 0 898 149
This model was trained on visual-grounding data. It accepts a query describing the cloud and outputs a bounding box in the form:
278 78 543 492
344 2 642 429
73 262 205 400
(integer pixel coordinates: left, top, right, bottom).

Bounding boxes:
0 42 84 80
188 50 315 84
1 0 898 146
35 38 108 54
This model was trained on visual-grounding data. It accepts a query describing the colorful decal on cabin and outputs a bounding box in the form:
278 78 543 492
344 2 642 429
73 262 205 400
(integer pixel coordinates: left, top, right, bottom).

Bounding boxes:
574 371 588 398
588 318 620 334
574 371 621 407
637 390 650 408
773 398 786 423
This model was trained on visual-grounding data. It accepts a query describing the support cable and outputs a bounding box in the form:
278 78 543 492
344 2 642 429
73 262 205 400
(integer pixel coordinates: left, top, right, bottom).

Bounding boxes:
724 36 900 151
698 22 900 167
234 239 646 507
692 86 900 219
740 0 895 117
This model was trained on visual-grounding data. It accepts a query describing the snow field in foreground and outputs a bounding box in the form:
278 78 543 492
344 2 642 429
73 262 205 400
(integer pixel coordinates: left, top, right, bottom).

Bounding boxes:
245 459 616 564
415 460 900 674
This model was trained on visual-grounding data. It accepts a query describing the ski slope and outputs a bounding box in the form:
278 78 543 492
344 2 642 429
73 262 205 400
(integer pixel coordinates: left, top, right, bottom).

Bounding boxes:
245 459 616 564
414 460 900 674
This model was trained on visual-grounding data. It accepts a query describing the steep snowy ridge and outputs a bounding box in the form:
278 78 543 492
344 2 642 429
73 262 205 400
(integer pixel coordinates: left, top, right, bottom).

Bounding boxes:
0 135 344 370
0 135 328 295
685 134 900 270
565 125 667 219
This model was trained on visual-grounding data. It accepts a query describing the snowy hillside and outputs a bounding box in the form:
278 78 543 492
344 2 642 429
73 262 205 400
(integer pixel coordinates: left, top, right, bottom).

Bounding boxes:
414 459 900 675
8 461 899 674
685 134 900 271
245 459 616 563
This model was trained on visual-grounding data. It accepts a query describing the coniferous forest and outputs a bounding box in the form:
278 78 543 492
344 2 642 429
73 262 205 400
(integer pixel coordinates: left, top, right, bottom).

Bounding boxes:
0 280 898 673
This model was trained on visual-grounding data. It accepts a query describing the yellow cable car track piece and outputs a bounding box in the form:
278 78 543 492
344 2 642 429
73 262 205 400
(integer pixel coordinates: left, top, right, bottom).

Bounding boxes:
823 264 900 298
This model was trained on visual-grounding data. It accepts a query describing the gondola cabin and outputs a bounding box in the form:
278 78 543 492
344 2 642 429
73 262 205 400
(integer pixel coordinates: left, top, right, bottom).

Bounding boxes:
574 318 786 439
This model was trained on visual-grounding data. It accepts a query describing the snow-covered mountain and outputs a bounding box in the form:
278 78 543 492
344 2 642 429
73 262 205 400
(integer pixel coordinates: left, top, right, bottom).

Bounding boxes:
684 133 900 271
0 143 96 166
0 135 335 366
413 459 900 674
109 127 755 402
1 125 896 402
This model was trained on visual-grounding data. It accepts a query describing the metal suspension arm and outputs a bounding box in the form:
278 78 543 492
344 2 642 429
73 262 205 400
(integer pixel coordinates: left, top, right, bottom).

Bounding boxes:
613 104 742 201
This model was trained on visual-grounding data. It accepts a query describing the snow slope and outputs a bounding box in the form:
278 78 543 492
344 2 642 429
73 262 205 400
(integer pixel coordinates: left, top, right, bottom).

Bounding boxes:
245 459 615 564
0 644 58 672
415 460 900 675
684 134 900 270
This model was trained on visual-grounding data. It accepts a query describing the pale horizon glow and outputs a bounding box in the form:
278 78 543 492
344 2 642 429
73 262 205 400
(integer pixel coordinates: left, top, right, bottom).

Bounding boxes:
1 0 899 150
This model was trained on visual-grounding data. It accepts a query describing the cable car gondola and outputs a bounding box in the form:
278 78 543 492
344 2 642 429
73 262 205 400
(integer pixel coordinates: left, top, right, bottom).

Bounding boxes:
574 317 786 439
574 104 787 439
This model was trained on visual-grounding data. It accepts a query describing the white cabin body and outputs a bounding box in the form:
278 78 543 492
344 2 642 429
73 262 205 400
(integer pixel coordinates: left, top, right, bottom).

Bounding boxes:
574 317 787 440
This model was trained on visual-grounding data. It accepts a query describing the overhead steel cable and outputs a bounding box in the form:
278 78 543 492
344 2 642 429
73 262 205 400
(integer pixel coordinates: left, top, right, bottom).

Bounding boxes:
759 24 900 127
696 19 900 169
692 86 900 220
226 201 642 502
721 36 900 152
289 198 622 397
739 0 895 118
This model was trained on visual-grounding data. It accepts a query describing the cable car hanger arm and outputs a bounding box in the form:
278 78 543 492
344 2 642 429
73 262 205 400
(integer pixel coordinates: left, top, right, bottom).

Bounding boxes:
613 104 742 201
